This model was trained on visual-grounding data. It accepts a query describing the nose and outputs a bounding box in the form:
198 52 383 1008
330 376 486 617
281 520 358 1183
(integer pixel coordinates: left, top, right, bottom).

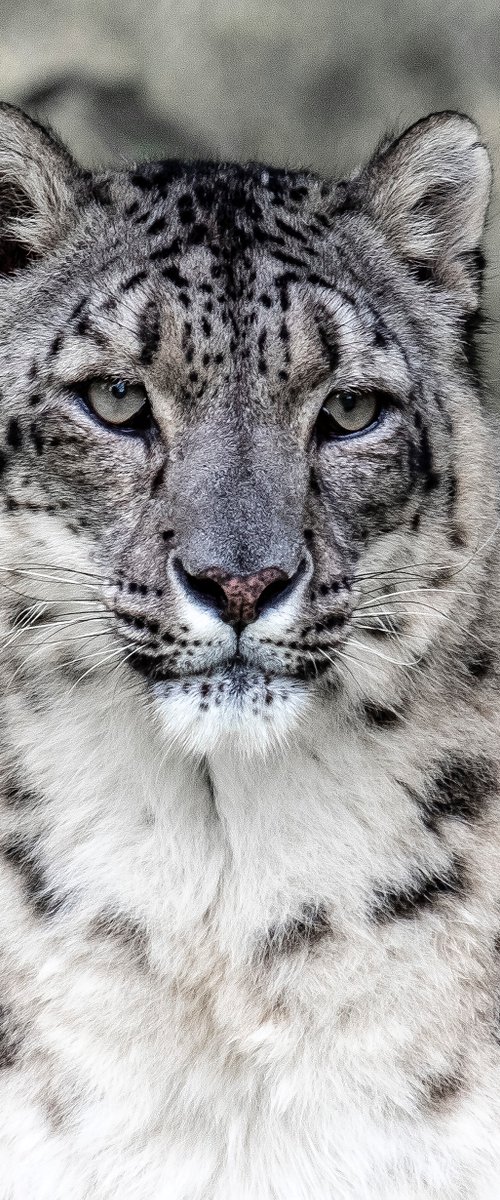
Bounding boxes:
173 559 306 629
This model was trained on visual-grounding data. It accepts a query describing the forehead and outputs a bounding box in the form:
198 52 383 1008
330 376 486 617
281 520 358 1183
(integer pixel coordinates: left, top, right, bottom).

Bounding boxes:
109 161 412 357
29 159 415 414
124 159 326 250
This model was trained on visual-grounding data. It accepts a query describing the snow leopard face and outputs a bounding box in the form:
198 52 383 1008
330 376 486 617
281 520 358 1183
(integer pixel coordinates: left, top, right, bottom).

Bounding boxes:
0 106 491 753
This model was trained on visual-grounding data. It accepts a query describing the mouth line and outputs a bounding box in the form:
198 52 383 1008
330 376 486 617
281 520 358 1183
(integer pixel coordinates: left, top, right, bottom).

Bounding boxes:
127 648 328 686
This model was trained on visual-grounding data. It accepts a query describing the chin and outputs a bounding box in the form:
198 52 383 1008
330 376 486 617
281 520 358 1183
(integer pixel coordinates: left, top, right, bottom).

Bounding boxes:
151 665 310 759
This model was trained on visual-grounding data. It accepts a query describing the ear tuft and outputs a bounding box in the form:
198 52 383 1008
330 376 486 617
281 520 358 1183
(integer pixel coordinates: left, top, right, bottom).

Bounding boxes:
0 104 80 274
356 112 492 306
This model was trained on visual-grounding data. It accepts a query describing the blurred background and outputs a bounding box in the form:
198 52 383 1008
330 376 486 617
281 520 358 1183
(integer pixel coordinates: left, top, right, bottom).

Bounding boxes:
1 0 500 391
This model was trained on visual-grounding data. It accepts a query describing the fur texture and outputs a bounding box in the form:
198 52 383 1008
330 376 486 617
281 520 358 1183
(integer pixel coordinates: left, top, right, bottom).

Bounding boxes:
0 104 499 1197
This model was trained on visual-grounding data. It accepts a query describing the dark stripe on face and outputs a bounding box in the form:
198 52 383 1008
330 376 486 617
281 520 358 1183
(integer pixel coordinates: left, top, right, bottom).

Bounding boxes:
316 320 339 371
138 300 161 366
121 270 148 292
363 702 402 727
49 332 63 359
370 856 465 923
69 297 87 322
408 422 440 493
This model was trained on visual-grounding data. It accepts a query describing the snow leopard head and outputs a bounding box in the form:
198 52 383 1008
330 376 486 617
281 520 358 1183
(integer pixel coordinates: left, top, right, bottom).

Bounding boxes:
0 105 492 754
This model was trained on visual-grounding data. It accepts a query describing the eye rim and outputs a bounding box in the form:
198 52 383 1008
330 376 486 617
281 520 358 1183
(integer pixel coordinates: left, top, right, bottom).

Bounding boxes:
315 388 388 442
73 377 152 435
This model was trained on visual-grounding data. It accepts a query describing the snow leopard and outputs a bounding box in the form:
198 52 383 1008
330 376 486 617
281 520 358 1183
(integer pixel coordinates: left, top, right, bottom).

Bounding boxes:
0 100 498 1198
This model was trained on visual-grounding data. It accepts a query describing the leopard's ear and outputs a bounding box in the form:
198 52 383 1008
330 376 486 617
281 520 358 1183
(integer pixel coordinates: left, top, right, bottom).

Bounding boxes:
0 104 81 274
354 111 492 306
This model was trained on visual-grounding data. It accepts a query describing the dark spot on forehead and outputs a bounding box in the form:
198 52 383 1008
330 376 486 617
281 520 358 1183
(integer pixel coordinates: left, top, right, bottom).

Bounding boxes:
6 418 22 452
149 237 182 263
131 162 185 192
92 178 112 207
147 215 166 237
188 222 208 246
161 264 189 289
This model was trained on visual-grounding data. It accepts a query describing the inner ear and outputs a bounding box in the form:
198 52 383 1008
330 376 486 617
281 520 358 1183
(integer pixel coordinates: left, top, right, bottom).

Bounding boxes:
0 178 39 274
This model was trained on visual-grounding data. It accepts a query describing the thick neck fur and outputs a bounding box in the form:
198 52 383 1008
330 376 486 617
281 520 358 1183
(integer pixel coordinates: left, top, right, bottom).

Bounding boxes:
2 423 500 1198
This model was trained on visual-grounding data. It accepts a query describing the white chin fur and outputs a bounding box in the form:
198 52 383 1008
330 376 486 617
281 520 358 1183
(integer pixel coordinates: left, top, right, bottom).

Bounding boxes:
152 671 310 758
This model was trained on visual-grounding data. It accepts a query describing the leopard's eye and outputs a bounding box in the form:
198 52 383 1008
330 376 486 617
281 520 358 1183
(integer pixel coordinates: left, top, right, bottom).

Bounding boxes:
317 390 381 438
84 379 149 429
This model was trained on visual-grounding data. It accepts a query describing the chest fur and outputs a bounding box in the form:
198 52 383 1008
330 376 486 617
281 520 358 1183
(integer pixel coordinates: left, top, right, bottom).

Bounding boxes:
2 683 500 1199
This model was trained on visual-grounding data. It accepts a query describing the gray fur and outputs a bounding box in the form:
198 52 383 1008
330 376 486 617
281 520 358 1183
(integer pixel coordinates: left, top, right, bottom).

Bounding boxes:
0 104 498 1197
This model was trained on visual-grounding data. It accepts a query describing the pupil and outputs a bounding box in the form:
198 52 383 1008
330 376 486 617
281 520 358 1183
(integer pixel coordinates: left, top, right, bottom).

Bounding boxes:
111 380 127 399
341 393 357 413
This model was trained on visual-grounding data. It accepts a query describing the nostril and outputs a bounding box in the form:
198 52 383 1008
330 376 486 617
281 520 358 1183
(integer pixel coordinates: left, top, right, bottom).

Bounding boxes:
186 572 227 614
256 574 292 616
256 557 308 618
172 558 227 616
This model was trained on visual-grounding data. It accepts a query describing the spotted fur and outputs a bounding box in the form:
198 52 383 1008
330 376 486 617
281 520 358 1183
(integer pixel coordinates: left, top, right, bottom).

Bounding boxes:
0 104 499 1198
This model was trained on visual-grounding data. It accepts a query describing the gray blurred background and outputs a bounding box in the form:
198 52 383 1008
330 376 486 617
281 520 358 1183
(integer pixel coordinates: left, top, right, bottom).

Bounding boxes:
2 0 500 392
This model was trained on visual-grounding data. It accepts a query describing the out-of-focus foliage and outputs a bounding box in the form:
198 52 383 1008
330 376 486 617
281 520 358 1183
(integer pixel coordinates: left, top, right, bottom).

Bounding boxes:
1 0 499 391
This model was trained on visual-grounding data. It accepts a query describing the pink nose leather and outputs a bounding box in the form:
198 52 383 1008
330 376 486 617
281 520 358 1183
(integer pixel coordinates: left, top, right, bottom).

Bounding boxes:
202 566 288 626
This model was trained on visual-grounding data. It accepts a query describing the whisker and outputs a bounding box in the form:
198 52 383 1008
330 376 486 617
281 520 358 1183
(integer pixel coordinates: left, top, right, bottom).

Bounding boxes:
351 599 491 651
352 621 422 639
66 644 128 693
0 575 98 608
348 638 425 669
1 614 112 666
1 561 109 583
0 567 102 593
357 584 473 608
354 517 500 588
